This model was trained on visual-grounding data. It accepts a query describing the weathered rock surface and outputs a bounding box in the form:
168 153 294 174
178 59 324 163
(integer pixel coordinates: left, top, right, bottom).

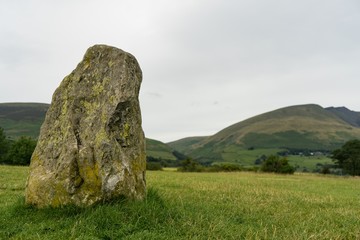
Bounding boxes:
25 45 146 207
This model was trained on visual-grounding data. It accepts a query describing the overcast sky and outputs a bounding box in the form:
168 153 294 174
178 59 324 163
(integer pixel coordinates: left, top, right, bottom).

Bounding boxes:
1 0 359 142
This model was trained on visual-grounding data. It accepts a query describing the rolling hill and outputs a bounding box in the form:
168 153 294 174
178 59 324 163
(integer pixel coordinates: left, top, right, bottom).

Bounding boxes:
167 136 207 154
0 102 178 161
0 102 49 138
146 138 177 161
3 102 360 169
169 104 360 164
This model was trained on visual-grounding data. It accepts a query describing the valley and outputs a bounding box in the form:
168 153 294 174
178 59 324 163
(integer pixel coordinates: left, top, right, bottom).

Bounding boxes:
1 102 360 172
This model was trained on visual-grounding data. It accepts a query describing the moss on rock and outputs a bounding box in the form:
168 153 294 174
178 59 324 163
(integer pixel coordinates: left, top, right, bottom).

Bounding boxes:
25 45 146 207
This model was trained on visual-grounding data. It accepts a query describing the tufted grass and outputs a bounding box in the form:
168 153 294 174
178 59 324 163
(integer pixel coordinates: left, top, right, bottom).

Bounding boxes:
1 165 360 239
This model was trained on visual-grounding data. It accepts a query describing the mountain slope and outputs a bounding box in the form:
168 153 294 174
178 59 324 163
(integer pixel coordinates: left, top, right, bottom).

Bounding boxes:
146 138 177 160
167 136 207 153
0 102 178 160
173 104 360 161
326 106 360 127
0 103 49 138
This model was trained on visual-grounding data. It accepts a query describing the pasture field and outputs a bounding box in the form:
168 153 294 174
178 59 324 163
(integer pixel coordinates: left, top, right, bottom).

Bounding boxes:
287 155 333 172
216 146 333 171
1 165 360 239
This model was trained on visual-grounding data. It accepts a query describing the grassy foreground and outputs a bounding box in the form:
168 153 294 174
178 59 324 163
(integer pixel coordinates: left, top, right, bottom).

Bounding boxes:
1 166 359 239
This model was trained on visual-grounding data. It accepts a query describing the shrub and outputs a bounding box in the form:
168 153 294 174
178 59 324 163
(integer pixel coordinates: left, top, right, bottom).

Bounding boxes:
261 155 295 174
146 156 182 168
146 162 163 171
6 136 37 165
320 165 331 174
0 127 10 163
178 158 203 172
209 163 243 172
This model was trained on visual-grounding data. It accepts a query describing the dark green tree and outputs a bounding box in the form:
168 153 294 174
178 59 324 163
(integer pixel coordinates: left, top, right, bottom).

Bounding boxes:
7 136 37 165
178 158 203 172
261 155 295 174
0 127 10 163
332 140 360 176
146 162 163 171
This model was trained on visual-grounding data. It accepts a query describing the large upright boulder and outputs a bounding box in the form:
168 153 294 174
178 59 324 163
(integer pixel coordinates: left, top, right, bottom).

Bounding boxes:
25 45 146 207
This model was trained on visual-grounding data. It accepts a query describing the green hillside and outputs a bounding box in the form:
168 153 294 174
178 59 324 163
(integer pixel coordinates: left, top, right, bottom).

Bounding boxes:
170 104 360 169
0 103 49 139
167 136 206 153
0 102 177 161
203 104 360 149
146 138 177 160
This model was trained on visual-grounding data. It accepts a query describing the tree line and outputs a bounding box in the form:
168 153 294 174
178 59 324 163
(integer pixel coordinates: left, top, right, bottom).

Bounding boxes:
0 127 37 165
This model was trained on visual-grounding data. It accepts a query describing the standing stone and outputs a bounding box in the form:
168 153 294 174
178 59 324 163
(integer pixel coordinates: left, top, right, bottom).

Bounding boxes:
25 45 146 207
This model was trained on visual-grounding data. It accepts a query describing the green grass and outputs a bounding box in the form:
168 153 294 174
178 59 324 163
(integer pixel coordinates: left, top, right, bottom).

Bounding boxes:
205 145 332 171
288 155 333 172
221 147 283 166
1 166 360 239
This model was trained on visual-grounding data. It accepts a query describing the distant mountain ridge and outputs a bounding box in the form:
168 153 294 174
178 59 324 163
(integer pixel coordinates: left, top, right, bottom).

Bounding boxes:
0 102 178 161
2 102 360 164
169 104 360 162
0 102 49 121
325 106 360 128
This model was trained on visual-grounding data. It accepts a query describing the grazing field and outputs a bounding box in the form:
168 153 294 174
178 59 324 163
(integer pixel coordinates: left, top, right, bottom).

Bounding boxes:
215 146 333 172
1 166 360 239
287 155 333 172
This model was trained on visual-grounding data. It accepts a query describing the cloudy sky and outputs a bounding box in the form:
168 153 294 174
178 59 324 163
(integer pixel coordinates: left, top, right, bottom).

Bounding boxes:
1 0 359 142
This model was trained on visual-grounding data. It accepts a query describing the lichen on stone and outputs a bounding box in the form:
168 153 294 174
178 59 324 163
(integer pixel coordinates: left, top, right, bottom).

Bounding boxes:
25 44 146 207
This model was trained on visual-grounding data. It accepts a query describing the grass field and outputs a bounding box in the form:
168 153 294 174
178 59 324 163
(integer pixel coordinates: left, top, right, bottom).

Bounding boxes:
1 166 360 239
221 147 283 166
287 155 333 172
217 146 333 172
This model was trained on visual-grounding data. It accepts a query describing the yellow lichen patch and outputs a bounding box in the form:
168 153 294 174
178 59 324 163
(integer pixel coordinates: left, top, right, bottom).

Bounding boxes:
81 100 100 115
92 82 104 96
120 123 131 145
51 191 69 207
100 112 107 125
29 178 69 208
95 128 109 145
130 152 146 173
109 95 117 105
83 62 90 70
108 60 115 68
78 161 101 194
103 77 111 84
29 153 40 168
60 96 68 116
